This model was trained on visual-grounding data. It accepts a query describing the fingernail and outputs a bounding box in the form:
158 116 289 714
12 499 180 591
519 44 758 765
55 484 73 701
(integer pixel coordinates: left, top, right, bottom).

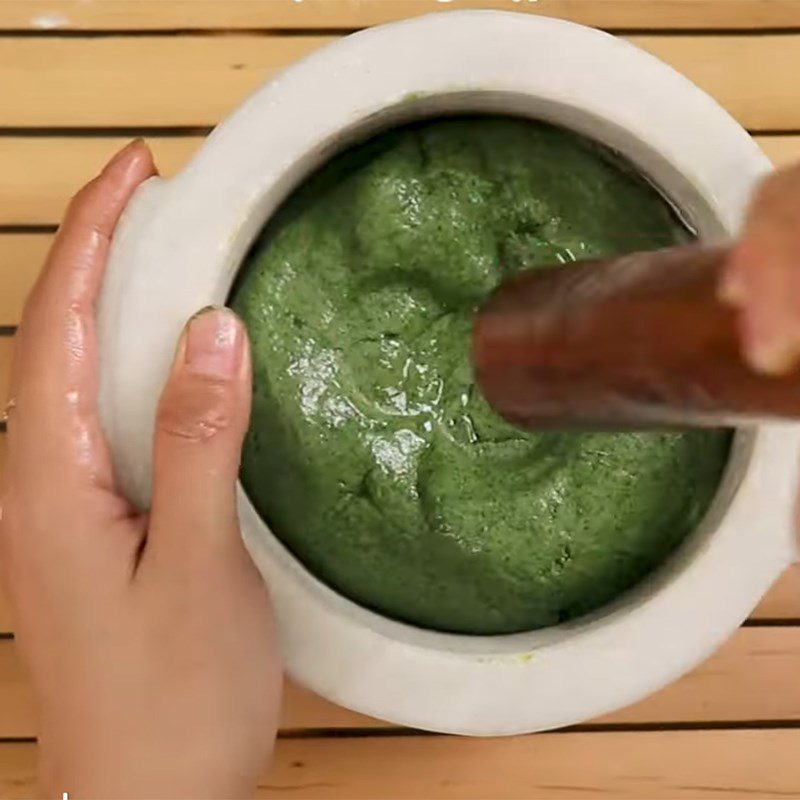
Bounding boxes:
185 307 243 379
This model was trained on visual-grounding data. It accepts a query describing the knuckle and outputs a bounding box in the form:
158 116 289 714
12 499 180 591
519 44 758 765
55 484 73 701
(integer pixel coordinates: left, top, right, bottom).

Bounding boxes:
156 376 236 443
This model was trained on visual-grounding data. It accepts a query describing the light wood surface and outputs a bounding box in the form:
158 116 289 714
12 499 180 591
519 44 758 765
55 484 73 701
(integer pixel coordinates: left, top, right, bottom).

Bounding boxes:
0 236 47 328
3 0 800 31
2 2 800 797
255 730 800 799
1 730 800 799
0 137 202 226
2 34 800 130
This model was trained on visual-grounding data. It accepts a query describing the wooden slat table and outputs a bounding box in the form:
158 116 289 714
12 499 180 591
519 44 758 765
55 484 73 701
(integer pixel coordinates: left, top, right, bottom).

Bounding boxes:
2 2 800 797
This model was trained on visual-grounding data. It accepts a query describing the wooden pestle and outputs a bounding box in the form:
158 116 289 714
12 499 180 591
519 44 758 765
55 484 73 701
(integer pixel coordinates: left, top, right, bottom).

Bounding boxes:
471 243 800 430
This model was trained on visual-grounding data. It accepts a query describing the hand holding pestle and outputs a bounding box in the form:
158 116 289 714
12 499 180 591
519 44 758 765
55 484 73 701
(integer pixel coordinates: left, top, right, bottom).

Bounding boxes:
472 162 800 430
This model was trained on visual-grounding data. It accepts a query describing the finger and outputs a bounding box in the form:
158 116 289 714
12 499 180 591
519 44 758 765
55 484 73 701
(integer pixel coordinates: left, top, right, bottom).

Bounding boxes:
721 163 800 375
726 235 798 374
8 140 156 495
147 308 251 559
38 139 157 304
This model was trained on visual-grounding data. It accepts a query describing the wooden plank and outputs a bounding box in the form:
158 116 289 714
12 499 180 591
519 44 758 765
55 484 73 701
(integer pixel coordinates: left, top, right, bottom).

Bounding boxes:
1 35 800 130
0 235 46 327
628 33 800 132
3 1 800 31
0 134 796 230
0 35 333 128
2 730 800 799
262 730 800 799
4 627 800 737
0 137 203 225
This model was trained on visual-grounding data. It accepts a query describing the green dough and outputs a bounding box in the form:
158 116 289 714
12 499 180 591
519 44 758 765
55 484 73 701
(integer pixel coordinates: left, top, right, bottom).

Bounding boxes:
231 117 730 635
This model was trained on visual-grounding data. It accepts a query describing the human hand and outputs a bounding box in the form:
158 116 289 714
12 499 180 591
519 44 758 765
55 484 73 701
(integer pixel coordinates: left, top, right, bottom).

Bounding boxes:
0 140 281 798
721 162 800 375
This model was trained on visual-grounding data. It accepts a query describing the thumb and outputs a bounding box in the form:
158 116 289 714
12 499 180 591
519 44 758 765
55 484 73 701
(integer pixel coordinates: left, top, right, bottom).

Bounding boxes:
148 306 251 553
